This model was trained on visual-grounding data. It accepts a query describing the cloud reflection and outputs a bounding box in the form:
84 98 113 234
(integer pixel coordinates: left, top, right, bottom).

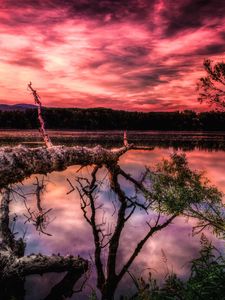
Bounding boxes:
11 147 224 299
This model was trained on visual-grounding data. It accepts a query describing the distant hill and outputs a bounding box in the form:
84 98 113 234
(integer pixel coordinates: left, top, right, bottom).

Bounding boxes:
0 103 36 111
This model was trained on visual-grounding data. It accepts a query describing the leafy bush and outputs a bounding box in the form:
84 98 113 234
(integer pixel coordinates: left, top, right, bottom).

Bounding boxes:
129 235 225 300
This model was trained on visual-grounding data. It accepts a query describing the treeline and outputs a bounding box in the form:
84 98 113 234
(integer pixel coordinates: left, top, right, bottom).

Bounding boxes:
1 107 225 130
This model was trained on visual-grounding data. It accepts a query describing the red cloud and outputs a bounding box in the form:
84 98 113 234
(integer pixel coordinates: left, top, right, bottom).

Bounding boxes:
0 1 224 111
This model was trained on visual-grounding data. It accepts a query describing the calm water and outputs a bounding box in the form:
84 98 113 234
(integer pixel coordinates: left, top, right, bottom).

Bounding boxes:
1 129 225 150
2 131 225 299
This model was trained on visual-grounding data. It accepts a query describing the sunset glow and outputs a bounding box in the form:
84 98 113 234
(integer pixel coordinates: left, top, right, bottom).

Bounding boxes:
0 0 225 111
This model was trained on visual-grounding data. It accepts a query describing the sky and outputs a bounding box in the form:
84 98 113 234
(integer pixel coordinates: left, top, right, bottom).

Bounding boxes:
0 0 225 112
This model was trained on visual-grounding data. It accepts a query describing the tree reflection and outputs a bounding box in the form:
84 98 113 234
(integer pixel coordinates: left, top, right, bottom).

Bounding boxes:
71 153 225 300
0 186 88 300
23 176 53 236
1 153 224 300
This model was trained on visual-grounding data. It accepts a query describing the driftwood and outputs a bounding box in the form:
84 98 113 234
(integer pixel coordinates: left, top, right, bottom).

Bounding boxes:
0 144 153 188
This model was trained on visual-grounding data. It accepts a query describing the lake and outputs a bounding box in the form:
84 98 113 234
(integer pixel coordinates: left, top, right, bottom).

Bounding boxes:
1 130 225 299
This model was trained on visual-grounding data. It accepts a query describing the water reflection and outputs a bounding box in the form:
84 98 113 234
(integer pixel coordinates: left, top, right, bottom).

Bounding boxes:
10 147 225 299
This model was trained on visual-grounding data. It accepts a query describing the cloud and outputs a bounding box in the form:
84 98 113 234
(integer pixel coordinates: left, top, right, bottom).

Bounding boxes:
5 48 44 69
0 0 156 23
0 0 224 111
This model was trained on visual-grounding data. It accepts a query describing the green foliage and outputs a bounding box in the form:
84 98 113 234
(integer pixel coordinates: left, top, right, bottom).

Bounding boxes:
186 234 225 299
121 154 224 299
145 153 225 237
129 235 225 300
127 272 184 300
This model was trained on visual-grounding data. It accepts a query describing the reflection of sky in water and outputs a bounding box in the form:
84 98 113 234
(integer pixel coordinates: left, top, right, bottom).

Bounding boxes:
11 147 225 300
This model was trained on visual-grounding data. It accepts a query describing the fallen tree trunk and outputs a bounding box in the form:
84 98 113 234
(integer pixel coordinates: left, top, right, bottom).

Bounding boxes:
0 144 152 188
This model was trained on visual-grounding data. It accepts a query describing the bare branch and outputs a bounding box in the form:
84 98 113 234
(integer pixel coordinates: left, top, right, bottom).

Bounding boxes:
76 166 106 290
117 214 177 282
23 177 53 236
27 82 53 148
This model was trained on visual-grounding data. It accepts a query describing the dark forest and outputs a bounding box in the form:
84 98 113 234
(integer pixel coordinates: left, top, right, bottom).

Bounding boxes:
1 108 225 131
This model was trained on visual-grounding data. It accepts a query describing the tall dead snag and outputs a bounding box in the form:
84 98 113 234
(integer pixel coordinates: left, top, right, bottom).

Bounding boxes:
28 82 53 148
0 188 88 300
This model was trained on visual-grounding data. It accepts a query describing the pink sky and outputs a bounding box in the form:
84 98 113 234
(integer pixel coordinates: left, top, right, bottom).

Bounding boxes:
0 0 225 111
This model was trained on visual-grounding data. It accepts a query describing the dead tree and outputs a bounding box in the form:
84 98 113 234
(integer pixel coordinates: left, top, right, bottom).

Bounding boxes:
0 188 88 300
0 83 223 300
0 83 153 188
0 142 155 189
0 83 154 299
0 84 153 299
